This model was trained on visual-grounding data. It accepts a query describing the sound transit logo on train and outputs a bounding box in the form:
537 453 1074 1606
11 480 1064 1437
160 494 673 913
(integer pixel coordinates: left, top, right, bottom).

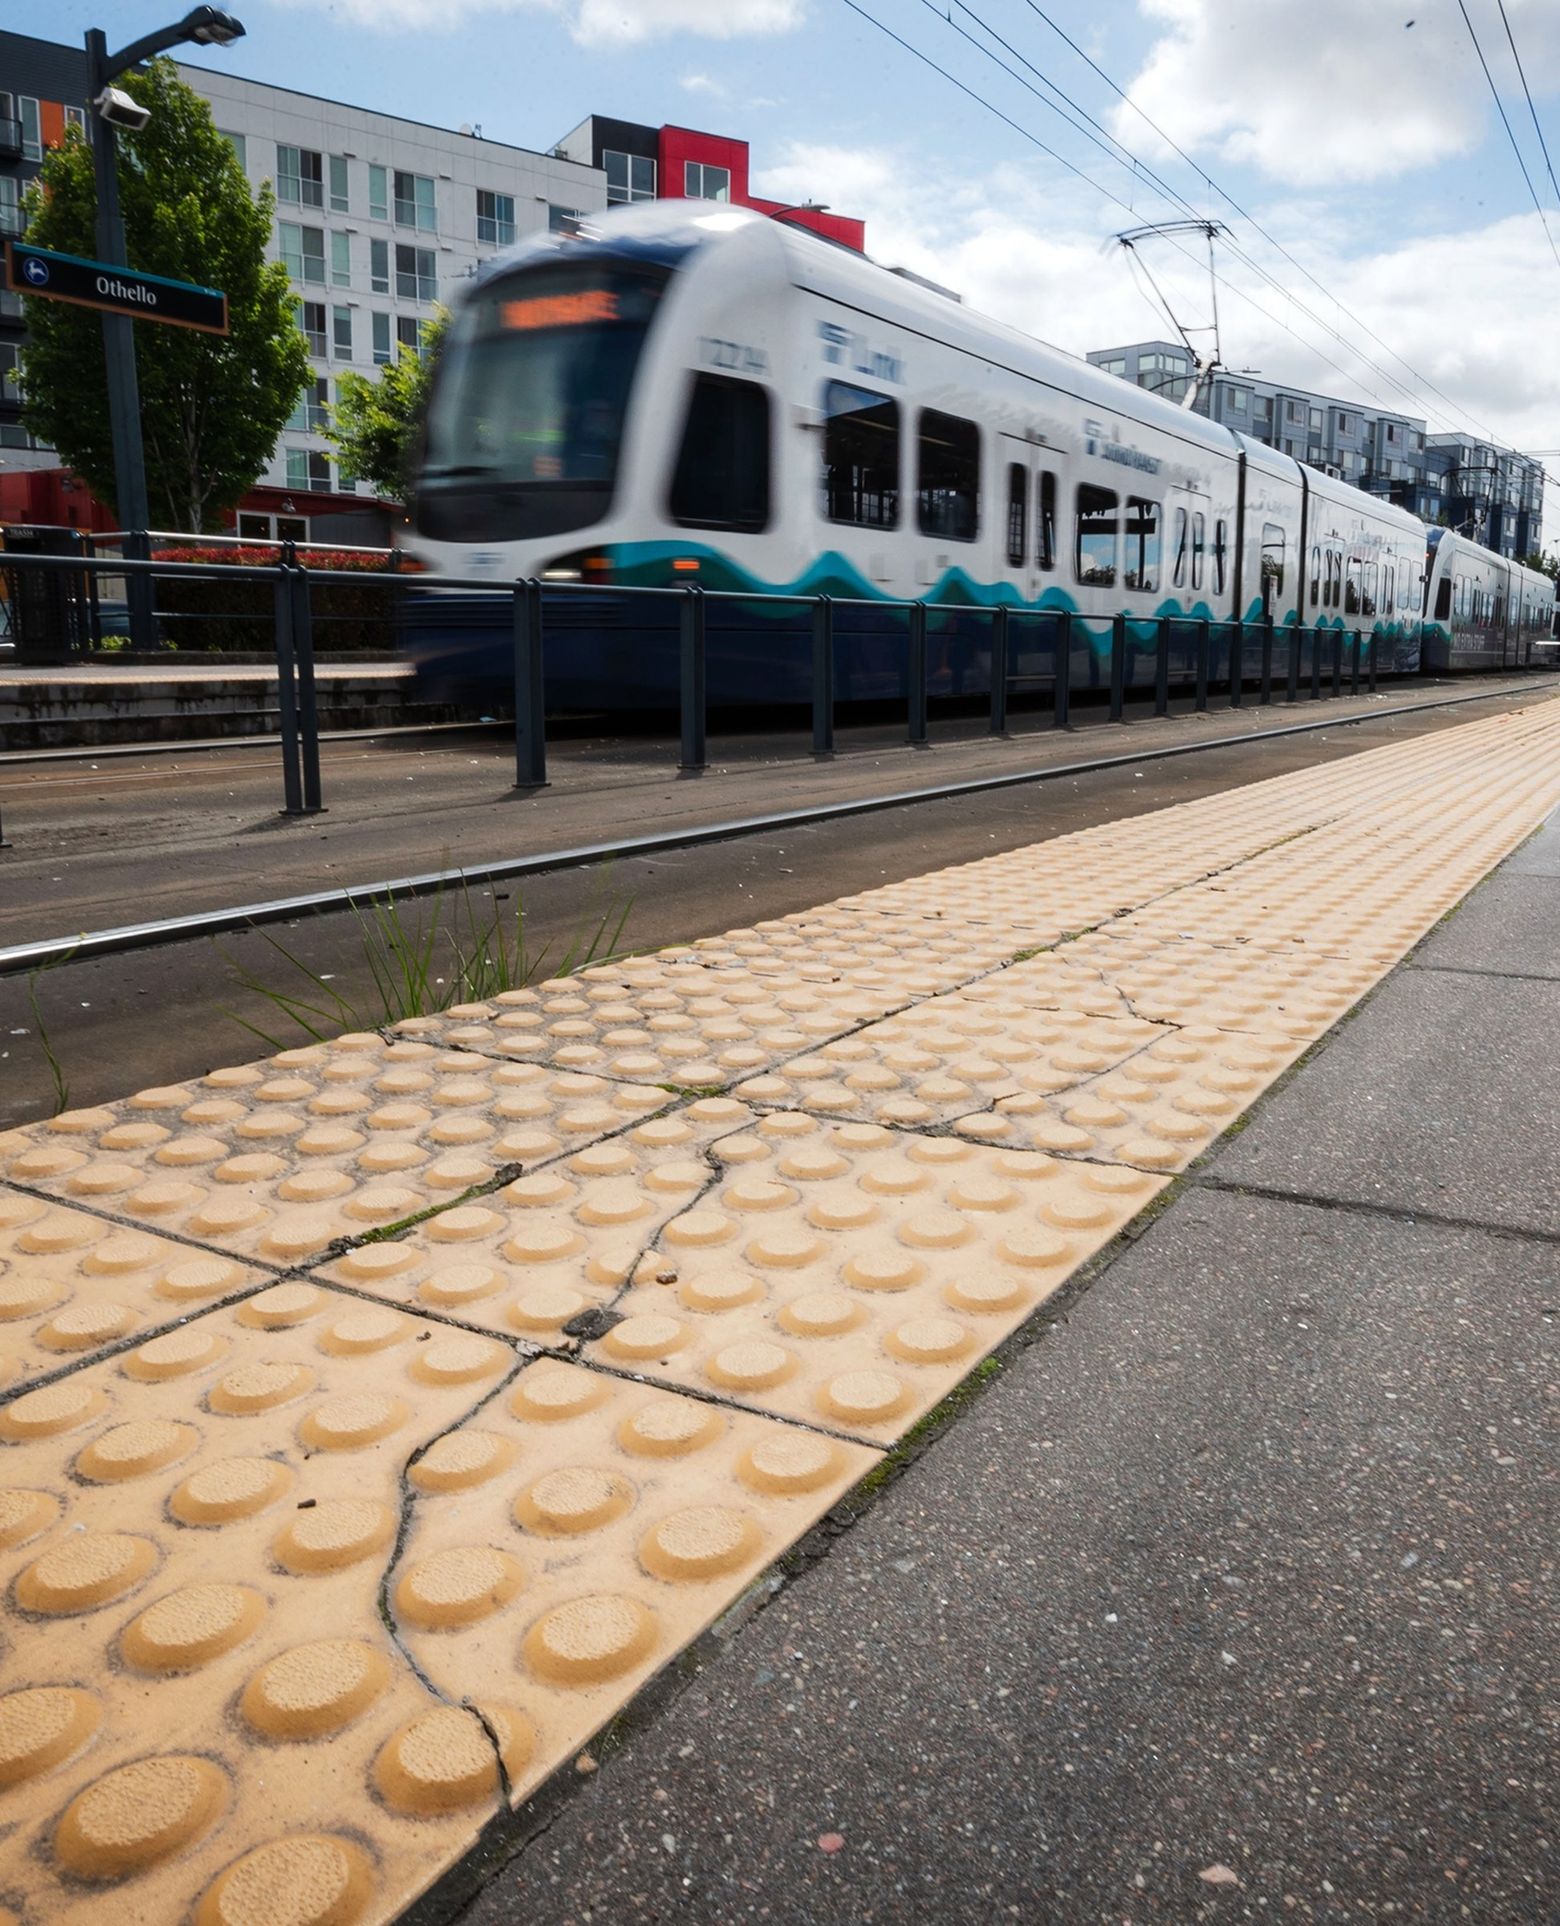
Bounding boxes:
1084 419 1161 474
817 320 904 384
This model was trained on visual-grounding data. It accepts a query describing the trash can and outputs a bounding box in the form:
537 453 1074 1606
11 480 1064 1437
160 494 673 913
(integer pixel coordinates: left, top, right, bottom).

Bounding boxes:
1 524 93 665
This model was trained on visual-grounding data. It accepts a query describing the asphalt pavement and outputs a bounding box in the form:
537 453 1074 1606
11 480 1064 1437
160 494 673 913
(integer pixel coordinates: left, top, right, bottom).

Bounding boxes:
449 813 1559 1925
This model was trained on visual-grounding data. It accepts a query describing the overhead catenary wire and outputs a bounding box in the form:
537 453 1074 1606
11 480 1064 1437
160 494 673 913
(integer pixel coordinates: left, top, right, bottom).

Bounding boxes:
850 0 1489 442
1457 0 1560 275
1493 0 1560 208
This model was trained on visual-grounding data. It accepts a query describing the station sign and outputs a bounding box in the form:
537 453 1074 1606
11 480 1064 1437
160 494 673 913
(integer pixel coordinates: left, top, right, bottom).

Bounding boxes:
4 241 228 336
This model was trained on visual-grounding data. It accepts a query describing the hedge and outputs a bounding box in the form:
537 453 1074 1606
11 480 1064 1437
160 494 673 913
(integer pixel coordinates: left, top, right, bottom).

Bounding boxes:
149 544 398 653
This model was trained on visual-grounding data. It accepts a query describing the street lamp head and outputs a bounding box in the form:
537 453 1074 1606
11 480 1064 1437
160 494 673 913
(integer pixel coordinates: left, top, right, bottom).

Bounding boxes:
94 85 152 131
183 6 246 46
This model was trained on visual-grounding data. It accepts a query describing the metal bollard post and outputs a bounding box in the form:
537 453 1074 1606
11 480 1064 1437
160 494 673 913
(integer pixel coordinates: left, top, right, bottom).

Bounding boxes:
1261 612 1274 705
1368 630 1378 692
1332 627 1344 698
1311 626 1323 701
811 595 835 757
1228 619 1243 707
679 585 707 773
1109 611 1127 722
125 529 156 655
290 565 323 814
1054 610 1072 730
512 577 547 788
908 601 929 747
1287 623 1300 703
1154 617 1170 716
990 604 1009 735
1195 617 1210 712
273 565 304 817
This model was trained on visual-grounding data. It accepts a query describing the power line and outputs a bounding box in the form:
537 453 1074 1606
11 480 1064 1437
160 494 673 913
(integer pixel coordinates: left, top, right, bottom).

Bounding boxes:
1494 0 1560 206
1457 0 1560 275
910 0 1497 441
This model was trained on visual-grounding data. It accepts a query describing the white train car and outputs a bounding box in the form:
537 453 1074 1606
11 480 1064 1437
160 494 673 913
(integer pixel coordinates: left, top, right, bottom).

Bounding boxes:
405 204 1433 704
1422 529 1557 671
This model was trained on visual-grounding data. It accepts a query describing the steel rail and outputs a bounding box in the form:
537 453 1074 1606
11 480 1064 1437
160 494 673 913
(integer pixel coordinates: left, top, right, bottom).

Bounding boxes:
3 676 1554 978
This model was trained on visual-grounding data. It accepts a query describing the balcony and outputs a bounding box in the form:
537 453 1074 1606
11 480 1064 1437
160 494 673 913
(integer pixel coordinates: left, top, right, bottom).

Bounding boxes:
0 116 21 160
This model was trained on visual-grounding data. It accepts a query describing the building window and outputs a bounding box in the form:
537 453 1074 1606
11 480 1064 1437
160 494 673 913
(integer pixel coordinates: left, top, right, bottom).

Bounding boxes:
329 153 349 213
237 513 271 540
297 299 327 357
548 205 584 234
604 151 655 204
670 374 771 531
822 381 899 528
395 244 436 302
277 145 324 209
372 311 391 365
1228 387 1247 413
0 342 23 403
684 161 730 202
1123 496 1161 593
1095 356 1126 378
0 176 21 239
63 104 86 139
331 231 351 288
286 375 329 433
394 170 436 231
1006 465 1028 570
1076 485 1118 586
369 238 389 294
285 449 332 493
916 408 979 542
1285 400 1302 425
19 97 41 163
396 315 423 359
476 189 515 247
1338 412 1353 435
368 163 388 221
1037 471 1057 571
220 129 246 171
280 222 325 285
1308 407 1323 434
332 305 352 359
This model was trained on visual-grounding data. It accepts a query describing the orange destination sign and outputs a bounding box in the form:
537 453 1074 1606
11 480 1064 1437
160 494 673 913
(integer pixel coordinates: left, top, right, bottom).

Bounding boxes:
500 289 619 331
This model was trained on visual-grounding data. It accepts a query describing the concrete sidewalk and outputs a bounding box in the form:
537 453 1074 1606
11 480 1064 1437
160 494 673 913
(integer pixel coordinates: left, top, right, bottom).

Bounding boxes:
457 812 1560 1924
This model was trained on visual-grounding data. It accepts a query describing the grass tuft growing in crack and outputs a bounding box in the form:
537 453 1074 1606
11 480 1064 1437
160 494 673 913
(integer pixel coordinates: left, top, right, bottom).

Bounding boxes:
221 874 634 1050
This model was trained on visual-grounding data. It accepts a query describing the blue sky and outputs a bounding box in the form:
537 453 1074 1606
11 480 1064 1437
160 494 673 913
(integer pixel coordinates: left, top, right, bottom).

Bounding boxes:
16 1 1560 533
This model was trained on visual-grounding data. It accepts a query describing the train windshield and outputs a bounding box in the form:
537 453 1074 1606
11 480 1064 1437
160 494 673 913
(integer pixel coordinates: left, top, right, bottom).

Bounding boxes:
416 259 671 543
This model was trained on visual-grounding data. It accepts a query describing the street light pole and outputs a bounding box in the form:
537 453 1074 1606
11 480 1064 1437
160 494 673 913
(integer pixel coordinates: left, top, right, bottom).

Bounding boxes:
80 8 245 647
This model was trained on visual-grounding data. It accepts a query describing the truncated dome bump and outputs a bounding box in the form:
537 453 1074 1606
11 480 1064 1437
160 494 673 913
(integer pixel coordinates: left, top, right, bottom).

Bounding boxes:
640 1505 762 1582
241 1638 393 1737
393 1546 525 1629
195 1834 374 1926
16 1532 157 1613
510 1365 610 1421
76 1417 199 1482
513 1467 634 1536
273 1498 395 1572
121 1583 266 1672
816 1369 908 1426
209 1359 316 1415
410 1334 510 1386
616 1398 723 1457
737 1431 847 1495
171 1456 293 1525
372 1703 521 1814
123 1324 228 1380
0 1685 101 1786
299 1394 410 1451
0 1486 58 1547
408 1430 516 1493
522 1594 657 1685
0 1377 107 1440
55 1754 229 1879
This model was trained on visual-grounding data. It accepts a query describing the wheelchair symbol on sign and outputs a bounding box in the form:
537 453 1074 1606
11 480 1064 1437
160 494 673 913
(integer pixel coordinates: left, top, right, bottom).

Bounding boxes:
21 258 50 287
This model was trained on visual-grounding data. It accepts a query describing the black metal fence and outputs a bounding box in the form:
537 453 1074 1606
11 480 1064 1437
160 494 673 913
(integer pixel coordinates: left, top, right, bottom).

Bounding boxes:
0 542 1502 824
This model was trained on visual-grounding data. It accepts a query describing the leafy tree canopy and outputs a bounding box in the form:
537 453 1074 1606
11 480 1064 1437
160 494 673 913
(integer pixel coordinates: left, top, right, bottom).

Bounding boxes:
326 308 448 503
1520 549 1558 584
20 60 310 532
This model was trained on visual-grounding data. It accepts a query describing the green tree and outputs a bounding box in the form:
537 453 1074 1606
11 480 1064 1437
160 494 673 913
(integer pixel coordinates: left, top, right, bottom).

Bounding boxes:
326 308 448 502
19 59 309 532
1520 549 1558 584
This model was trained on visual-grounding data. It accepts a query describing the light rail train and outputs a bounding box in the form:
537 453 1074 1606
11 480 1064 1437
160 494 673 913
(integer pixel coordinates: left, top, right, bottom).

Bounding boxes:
401 203 1556 707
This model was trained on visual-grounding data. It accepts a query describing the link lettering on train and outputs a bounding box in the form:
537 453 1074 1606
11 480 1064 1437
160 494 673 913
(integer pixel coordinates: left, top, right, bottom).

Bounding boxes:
817 321 904 384
1084 418 1162 474
699 336 770 374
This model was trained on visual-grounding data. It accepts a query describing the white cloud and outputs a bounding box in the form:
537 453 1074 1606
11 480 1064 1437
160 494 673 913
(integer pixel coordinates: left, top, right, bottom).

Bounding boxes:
272 0 803 43
1113 0 1560 186
680 72 729 97
762 138 1560 540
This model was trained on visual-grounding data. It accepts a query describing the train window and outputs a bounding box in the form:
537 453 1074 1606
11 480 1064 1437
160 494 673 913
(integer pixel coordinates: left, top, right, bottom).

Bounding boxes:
1007 465 1028 570
1435 577 1451 621
1345 558 1361 615
1123 497 1161 593
1037 472 1057 571
1362 563 1377 619
1170 507 1188 589
1191 512 1205 591
1075 485 1118 587
1213 520 1228 596
1309 546 1321 605
669 374 771 532
822 382 899 529
1385 564 1395 617
1260 523 1286 605
916 409 980 542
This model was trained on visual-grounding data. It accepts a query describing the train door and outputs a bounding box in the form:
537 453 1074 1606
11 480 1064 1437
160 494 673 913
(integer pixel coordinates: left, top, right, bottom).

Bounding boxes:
997 437 1066 603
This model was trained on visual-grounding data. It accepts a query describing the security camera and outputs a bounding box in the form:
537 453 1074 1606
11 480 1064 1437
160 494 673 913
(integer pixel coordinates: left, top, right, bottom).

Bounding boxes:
94 86 151 132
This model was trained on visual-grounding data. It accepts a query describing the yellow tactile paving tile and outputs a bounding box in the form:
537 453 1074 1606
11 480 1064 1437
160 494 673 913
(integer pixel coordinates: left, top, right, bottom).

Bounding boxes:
313 1098 755 1348
729 996 1167 1127
0 1037 673 1266
397 958 893 1088
678 908 1024 999
578 1116 1165 1442
0 1190 263 1395
389 1358 875 1801
0 1287 526 1926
